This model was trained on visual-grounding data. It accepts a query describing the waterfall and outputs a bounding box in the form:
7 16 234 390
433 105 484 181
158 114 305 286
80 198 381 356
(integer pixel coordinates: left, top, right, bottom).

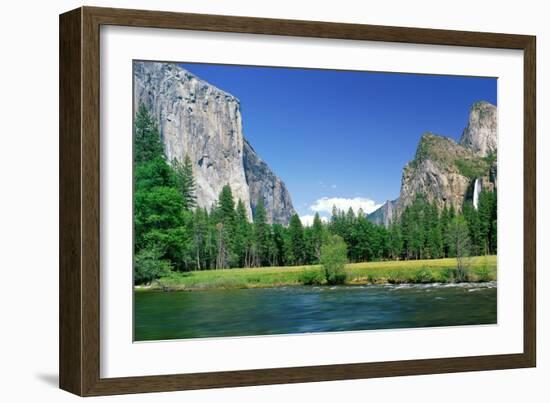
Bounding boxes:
473 178 482 210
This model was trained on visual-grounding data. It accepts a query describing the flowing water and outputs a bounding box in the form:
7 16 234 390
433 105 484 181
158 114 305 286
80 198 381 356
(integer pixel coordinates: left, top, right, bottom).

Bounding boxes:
473 177 482 209
134 282 497 341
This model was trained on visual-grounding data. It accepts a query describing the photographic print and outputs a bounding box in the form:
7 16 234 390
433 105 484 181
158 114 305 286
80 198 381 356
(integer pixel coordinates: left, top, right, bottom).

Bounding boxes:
133 61 498 342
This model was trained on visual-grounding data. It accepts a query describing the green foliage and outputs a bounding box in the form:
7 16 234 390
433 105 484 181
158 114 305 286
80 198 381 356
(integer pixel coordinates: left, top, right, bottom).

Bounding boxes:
134 105 193 281
413 268 436 284
400 196 431 259
439 267 454 283
191 208 209 270
135 157 177 191
484 152 497 166
320 235 348 285
288 214 305 265
212 185 237 269
134 246 173 285
447 216 471 282
475 265 491 282
253 198 269 266
455 158 489 179
311 212 325 261
149 256 496 291
233 200 252 268
132 105 498 284
173 155 197 209
474 255 492 282
463 202 482 256
270 224 287 267
298 268 325 285
388 222 403 260
134 103 164 164
387 270 405 284
135 187 183 230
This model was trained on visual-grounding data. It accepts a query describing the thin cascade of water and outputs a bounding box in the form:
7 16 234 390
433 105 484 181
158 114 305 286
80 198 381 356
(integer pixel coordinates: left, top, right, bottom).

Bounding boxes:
473 178 481 209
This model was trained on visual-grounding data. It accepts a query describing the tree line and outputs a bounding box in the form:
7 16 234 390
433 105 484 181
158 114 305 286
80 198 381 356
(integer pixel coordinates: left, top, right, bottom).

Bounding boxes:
134 104 497 284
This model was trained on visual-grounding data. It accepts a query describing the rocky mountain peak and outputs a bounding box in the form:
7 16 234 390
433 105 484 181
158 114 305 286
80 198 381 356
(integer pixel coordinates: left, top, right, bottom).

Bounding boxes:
459 101 497 156
414 132 471 165
369 102 498 226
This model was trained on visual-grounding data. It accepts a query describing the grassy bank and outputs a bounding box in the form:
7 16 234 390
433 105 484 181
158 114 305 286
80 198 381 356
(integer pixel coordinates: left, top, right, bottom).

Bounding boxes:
135 255 497 292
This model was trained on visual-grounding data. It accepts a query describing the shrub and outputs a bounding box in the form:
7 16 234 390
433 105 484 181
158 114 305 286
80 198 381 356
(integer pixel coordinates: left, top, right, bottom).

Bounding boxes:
386 272 399 284
475 264 491 282
134 246 173 285
439 268 453 283
299 269 324 285
414 268 436 283
327 271 347 285
320 235 348 285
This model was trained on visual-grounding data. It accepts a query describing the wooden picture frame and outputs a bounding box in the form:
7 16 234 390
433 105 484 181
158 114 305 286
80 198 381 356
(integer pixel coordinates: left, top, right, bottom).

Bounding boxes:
59 6 536 396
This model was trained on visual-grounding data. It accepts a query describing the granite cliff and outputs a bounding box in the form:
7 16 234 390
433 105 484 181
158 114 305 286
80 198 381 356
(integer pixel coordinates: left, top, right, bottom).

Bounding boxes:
243 139 296 225
368 198 398 227
459 101 498 156
369 101 497 226
133 61 296 224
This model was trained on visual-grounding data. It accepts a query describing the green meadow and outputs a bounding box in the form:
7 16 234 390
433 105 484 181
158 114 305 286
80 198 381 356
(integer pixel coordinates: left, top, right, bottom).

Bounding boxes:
135 255 496 292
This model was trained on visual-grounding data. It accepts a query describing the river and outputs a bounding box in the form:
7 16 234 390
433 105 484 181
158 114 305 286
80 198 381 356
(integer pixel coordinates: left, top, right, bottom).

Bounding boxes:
134 282 496 341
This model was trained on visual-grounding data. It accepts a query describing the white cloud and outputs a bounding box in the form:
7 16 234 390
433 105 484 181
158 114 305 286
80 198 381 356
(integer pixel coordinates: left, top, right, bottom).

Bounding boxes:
299 214 329 227
310 197 382 215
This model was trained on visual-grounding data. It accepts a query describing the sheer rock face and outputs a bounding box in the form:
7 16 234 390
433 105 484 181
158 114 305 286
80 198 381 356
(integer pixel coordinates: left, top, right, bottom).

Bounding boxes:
459 101 498 156
243 139 296 224
369 102 497 226
368 199 397 227
133 61 295 224
396 134 474 214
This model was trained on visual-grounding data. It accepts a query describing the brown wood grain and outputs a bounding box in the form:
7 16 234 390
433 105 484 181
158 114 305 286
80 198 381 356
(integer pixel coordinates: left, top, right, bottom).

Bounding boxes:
59 7 82 396
59 6 537 396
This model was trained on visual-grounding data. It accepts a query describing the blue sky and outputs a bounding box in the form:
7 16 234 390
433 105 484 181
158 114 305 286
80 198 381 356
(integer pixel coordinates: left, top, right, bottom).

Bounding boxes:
179 62 497 222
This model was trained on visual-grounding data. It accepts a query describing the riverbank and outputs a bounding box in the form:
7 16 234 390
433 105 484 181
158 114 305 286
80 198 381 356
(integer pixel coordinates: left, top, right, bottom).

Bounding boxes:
135 255 496 292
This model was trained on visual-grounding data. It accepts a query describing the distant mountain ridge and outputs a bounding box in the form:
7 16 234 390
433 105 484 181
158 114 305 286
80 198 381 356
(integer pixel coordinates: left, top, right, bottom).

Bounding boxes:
133 61 296 225
368 101 497 226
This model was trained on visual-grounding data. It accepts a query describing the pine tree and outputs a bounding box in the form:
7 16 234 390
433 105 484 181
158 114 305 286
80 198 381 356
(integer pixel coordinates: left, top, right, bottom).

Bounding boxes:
348 214 367 262
234 199 251 267
191 208 209 270
134 103 164 163
288 214 305 265
440 206 451 257
302 228 315 265
214 185 237 268
400 198 422 259
311 212 324 261
388 221 403 260
253 197 269 266
266 228 279 266
376 225 390 259
426 203 442 259
477 190 496 255
133 104 193 278
463 202 482 256
173 154 197 210
490 218 497 254
218 185 236 227
271 224 286 266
